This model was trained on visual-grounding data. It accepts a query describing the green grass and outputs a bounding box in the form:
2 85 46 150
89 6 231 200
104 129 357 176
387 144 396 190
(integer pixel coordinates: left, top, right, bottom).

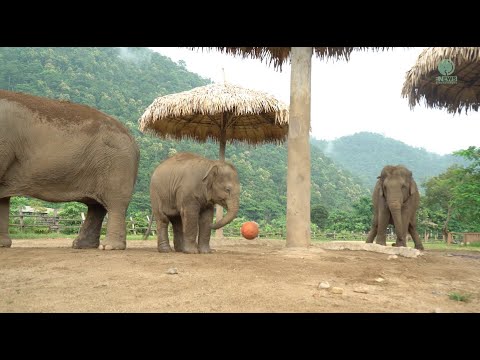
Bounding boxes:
448 292 472 302
423 242 480 252
466 241 480 247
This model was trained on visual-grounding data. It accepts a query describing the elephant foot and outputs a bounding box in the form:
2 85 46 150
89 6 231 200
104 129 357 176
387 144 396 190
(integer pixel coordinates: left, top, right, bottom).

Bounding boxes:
158 244 173 253
376 240 387 246
415 244 424 251
182 244 199 254
174 245 183 252
99 239 126 250
72 237 99 249
393 241 407 248
0 235 12 248
198 245 214 254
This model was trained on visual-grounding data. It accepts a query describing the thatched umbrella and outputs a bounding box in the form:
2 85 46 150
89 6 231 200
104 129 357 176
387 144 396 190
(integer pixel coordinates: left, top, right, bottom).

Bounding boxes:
139 82 289 238
192 47 388 248
402 47 480 114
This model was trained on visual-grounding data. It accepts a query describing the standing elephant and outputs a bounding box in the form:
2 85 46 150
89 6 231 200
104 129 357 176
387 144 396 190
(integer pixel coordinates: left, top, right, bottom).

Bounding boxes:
366 165 424 250
150 152 240 254
0 90 140 250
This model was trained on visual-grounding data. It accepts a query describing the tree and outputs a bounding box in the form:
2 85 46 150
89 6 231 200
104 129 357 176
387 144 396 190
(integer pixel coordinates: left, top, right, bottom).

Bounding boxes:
311 204 329 230
423 166 463 239
422 147 480 237
351 196 373 232
451 147 480 231
58 202 87 219
9 197 30 215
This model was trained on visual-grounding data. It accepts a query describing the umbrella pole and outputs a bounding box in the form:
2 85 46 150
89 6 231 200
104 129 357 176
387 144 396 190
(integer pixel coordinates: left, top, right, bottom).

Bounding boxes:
286 47 312 247
215 122 227 239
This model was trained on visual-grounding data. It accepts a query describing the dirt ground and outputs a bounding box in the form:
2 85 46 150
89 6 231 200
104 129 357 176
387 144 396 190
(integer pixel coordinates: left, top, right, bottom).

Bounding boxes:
1 237 479 313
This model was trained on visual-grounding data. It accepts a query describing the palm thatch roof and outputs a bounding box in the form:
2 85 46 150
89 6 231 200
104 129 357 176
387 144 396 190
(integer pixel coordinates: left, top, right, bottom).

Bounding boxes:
139 82 289 145
190 47 388 70
402 47 480 114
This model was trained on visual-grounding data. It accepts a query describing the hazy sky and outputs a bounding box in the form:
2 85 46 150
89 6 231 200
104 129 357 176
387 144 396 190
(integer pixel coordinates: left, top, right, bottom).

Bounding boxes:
151 47 479 156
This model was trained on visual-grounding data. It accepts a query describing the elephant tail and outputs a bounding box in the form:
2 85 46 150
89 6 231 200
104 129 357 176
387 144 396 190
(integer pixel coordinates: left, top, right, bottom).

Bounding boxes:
143 211 154 240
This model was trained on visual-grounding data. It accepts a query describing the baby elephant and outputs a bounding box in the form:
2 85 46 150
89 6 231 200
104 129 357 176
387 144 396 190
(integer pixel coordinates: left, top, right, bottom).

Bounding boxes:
150 152 240 254
366 165 424 250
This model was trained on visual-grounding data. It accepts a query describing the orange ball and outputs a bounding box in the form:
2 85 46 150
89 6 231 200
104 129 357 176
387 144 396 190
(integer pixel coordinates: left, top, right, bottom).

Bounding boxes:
241 221 259 240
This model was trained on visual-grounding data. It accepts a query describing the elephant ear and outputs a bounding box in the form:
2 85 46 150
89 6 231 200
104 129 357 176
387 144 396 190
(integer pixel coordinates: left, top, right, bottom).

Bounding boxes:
378 180 384 198
377 173 386 198
202 164 219 190
409 179 418 196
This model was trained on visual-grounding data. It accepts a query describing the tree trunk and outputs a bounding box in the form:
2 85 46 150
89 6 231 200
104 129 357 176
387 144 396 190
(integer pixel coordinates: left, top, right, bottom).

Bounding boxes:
442 205 452 242
286 47 312 248
215 114 227 239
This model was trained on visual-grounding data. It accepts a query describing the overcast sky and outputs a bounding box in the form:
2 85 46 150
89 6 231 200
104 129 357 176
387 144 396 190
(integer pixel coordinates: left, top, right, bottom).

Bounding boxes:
151 47 479 156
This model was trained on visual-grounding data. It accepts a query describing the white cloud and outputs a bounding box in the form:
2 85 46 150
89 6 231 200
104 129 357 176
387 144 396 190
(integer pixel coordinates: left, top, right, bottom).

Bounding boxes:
151 47 480 155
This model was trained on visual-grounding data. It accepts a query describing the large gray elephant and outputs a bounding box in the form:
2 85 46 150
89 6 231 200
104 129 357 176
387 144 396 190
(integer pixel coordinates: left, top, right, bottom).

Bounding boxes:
0 90 140 250
150 152 240 254
366 165 424 250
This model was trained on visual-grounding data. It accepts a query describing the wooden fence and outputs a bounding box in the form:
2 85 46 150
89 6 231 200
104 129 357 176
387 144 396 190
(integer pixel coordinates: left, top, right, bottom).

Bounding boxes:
447 232 480 244
8 212 156 236
8 212 445 241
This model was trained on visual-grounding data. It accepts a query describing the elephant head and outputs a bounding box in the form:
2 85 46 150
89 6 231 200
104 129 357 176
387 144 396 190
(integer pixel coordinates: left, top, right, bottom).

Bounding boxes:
202 162 240 229
378 165 418 243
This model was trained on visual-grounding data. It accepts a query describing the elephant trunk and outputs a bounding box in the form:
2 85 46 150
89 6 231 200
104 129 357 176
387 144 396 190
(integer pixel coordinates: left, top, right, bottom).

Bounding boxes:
388 201 405 244
211 198 239 230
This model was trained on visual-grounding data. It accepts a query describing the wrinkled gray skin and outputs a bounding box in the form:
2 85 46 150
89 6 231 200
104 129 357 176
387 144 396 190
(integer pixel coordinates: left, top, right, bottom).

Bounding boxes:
0 90 140 250
366 165 424 250
150 152 240 254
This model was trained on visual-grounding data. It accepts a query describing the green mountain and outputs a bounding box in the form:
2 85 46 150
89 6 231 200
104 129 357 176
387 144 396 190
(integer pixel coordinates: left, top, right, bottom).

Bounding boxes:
0 47 367 223
311 132 467 190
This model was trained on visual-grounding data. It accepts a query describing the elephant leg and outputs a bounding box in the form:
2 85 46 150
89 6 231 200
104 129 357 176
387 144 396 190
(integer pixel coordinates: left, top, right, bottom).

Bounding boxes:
409 223 424 250
198 206 214 254
366 226 377 243
73 203 106 249
171 215 184 252
0 197 12 248
395 211 410 247
99 205 127 250
375 210 390 246
366 216 378 243
155 210 172 253
181 206 200 254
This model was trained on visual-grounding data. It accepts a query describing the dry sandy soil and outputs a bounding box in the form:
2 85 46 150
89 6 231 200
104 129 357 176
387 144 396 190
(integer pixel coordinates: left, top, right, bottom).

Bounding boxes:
1 237 479 313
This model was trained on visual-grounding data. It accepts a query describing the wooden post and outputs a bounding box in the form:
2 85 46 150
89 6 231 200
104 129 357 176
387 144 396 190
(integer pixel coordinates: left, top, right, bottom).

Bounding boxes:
54 209 60 233
286 47 312 248
19 210 24 232
130 217 136 235
215 112 227 239
79 212 85 234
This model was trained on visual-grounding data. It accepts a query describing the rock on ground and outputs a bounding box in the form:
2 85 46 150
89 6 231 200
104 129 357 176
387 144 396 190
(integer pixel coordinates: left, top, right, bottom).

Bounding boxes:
318 281 331 289
319 241 423 258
